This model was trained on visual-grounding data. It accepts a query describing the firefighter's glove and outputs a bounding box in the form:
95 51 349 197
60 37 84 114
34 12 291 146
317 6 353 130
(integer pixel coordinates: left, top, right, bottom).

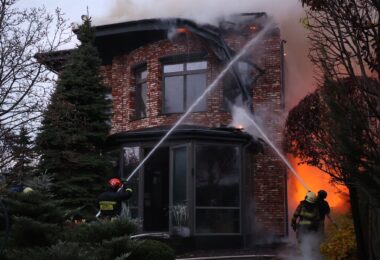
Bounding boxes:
291 222 297 231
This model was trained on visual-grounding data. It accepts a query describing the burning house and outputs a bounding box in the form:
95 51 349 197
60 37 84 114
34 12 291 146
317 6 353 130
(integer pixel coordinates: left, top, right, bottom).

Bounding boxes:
39 13 287 248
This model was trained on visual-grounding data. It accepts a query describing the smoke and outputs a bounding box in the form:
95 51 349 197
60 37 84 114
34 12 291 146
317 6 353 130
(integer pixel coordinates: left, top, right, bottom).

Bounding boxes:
279 233 324 260
97 0 299 26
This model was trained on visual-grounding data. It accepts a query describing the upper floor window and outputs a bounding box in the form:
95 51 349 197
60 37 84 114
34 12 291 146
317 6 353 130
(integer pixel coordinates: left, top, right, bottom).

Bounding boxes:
135 67 147 119
163 61 207 113
222 61 252 110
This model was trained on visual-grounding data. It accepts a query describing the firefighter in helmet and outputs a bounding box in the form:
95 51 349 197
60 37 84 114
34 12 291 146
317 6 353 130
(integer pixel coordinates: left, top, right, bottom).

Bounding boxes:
291 191 320 244
317 189 332 236
97 178 133 218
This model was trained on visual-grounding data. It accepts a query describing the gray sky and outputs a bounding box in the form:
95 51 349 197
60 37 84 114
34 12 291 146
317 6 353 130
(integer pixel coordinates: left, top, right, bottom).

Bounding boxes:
16 0 111 23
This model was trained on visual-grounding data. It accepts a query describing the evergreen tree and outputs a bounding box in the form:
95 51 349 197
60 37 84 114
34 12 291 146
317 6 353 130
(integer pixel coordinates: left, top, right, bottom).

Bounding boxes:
9 126 36 184
0 189 137 259
36 17 112 217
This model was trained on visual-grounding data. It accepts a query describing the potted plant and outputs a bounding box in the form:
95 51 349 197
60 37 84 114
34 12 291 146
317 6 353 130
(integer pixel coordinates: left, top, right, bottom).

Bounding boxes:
171 203 190 237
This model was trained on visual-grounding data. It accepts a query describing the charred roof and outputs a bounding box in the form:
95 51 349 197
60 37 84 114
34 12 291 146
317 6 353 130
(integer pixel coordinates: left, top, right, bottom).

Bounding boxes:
37 13 270 69
37 13 272 103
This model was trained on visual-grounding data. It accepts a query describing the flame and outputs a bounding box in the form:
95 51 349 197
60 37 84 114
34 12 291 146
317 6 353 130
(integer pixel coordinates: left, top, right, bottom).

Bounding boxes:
176 27 189 34
249 25 258 32
287 155 349 214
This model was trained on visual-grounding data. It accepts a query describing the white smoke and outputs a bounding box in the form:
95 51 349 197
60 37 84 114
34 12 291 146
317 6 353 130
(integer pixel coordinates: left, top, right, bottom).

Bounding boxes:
280 233 324 260
96 0 300 26
230 105 286 146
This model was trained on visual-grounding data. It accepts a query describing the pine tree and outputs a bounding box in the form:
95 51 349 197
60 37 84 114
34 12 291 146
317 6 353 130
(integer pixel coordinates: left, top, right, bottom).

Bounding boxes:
36 17 112 217
0 189 138 259
9 126 36 184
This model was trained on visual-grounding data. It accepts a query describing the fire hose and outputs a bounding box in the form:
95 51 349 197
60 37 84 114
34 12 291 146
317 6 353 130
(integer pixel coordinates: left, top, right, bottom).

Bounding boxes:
327 214 339 229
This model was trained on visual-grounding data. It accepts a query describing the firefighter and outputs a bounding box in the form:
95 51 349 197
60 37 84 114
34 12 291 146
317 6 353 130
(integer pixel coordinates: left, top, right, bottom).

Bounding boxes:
316 190 331 234
291 191 320 245
97 178 133 219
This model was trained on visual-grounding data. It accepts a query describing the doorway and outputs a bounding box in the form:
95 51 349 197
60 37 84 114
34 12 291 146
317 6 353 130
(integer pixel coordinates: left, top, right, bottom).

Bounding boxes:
143 147 169 231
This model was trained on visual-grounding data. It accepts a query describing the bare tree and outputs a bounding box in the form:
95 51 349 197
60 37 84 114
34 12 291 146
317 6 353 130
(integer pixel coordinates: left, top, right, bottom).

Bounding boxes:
301 0 379 115
0 0 71 173
286 1 380 258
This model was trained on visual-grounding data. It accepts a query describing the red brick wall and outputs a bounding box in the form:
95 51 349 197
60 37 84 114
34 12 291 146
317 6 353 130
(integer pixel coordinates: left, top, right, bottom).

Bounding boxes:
101 28 287 237
251 30 287 236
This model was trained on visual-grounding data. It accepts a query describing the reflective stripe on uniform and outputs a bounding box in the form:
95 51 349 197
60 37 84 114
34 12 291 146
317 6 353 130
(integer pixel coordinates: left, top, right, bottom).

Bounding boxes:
99 201 117 211
299 220 313 225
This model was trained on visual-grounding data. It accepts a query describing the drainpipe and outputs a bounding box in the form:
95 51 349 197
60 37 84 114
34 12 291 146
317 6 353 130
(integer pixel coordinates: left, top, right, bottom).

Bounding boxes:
280 39 288 236
280 40 286 110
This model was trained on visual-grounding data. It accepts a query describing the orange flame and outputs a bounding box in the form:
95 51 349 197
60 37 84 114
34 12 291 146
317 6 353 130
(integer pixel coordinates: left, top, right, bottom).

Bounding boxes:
176 27 189 34
249 25 258 32
287 155 349 214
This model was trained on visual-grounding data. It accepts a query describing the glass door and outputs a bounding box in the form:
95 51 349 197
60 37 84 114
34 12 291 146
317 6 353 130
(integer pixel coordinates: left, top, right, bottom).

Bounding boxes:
170 145 190 236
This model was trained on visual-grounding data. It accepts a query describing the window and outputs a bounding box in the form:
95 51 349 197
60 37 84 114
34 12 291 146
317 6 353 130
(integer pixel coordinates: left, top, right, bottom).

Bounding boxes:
123 147 141 218
163 61 207 113
135 68 147 119
195 144 241 234
222 61 252 110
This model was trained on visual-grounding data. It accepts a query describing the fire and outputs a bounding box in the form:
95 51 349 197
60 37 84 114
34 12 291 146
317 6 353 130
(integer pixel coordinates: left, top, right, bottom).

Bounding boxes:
249 25 258 32
176 27 189 34
287 155 349 214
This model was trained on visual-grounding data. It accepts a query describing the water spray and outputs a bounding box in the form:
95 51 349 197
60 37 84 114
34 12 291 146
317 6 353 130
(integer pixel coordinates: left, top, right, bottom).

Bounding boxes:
239 109 311 191
126 21 275 182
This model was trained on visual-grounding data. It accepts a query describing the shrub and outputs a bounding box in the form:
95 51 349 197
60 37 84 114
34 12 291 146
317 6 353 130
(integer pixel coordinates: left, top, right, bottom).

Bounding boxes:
10 216 59 247
63 218 137 243
320 213 357 259
129 239 175 260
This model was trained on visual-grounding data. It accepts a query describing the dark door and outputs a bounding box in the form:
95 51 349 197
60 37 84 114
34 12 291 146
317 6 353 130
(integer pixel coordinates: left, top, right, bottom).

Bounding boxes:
143 147 169 231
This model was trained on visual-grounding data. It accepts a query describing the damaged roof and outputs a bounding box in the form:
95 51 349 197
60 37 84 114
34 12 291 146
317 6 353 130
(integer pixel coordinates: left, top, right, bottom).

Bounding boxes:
37 13 271 102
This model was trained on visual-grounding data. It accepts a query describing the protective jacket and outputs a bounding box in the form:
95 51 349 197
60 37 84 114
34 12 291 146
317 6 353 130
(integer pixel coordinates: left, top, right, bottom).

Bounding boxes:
97 187 132 217
291 200 320 231
317 199 330 222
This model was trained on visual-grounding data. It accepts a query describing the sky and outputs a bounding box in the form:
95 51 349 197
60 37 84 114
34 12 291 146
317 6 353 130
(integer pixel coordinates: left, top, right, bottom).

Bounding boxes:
16 0 109 24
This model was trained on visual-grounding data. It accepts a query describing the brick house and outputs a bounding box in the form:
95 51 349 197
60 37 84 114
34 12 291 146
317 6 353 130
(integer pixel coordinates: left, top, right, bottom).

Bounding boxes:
40 13 288 248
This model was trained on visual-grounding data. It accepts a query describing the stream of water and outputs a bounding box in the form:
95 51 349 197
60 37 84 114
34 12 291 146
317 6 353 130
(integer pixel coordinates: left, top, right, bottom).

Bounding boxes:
239 109 311 191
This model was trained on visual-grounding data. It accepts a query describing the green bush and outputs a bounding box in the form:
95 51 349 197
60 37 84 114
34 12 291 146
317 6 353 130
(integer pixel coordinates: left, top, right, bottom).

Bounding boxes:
63 218 137 243
129 239 175 260
10 216 60 247
101 235 132 259
320 213 357 259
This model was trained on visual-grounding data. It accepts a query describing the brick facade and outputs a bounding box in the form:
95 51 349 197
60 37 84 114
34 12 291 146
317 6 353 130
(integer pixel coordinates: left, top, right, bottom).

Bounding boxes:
101 25 287 237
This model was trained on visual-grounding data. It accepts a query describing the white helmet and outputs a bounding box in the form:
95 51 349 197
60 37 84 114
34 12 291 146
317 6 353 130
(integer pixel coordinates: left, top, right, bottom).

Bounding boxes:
23 187 34 193
305 191 317 203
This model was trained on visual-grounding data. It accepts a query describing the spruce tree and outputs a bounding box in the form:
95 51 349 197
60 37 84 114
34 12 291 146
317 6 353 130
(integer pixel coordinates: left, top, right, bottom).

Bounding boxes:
9 126 36 184
36 17 111 217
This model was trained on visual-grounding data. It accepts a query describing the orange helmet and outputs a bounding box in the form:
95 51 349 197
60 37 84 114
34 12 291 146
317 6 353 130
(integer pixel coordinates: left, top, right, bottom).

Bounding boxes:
108 178 122 190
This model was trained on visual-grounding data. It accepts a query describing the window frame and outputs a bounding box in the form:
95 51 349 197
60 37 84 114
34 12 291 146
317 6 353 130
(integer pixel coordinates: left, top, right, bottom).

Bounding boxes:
193 142 242 236
162 60 208 114
134 66 148 119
